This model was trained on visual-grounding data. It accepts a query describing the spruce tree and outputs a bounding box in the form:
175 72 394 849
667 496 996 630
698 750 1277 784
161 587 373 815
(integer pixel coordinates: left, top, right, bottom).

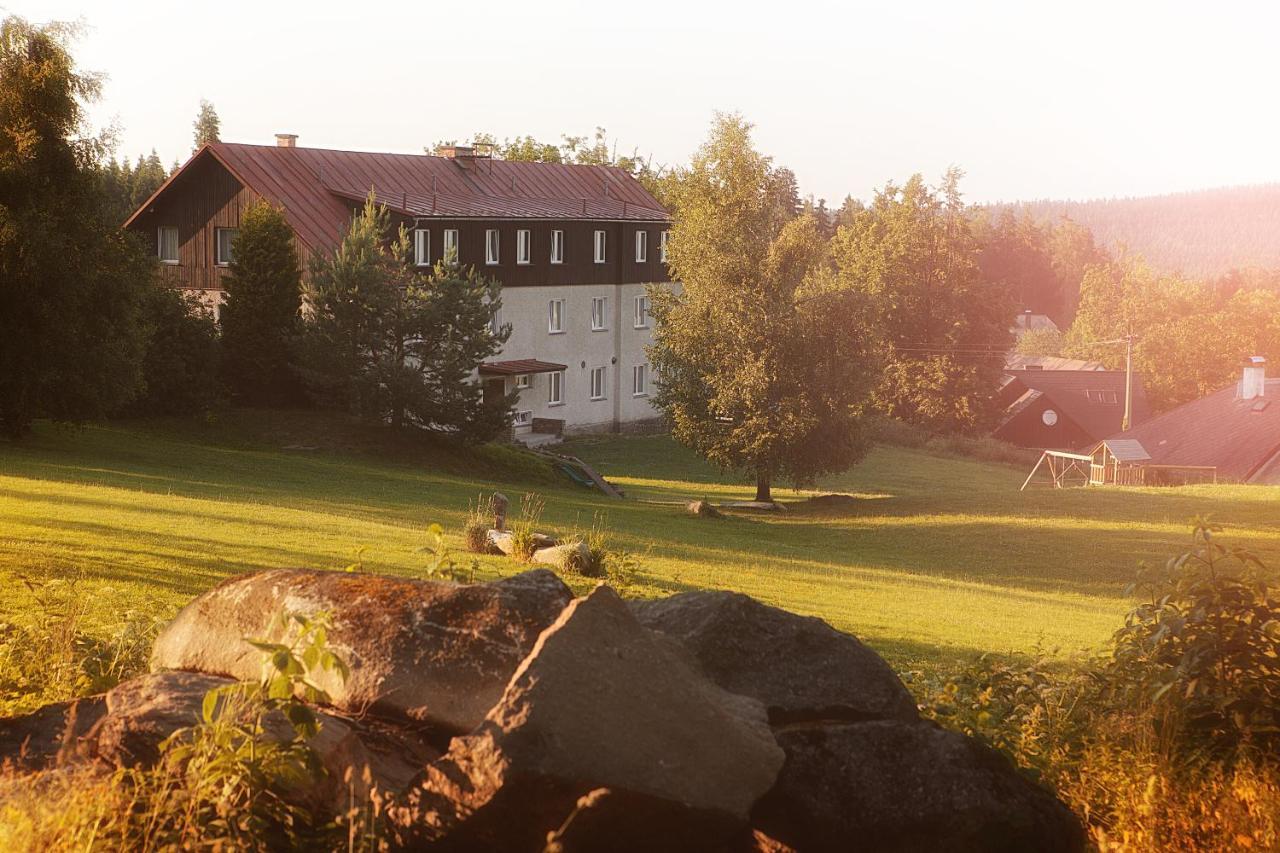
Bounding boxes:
220 202 301 405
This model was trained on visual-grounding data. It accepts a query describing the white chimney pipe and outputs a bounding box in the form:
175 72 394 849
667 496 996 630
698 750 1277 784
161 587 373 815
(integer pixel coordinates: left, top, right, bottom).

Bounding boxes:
1242 356 1267 400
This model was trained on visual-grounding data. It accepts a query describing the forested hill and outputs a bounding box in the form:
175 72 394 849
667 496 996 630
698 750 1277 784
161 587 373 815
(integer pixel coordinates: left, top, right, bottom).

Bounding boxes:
997 184 1280 278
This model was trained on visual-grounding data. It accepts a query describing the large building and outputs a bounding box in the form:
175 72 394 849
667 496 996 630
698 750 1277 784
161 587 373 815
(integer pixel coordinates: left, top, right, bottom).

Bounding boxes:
124 136 673 441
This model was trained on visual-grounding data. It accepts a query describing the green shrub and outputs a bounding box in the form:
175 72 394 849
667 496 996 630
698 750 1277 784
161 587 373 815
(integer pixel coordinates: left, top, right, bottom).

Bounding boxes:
123 286 223 417
508 493 545 564
462 494 493 554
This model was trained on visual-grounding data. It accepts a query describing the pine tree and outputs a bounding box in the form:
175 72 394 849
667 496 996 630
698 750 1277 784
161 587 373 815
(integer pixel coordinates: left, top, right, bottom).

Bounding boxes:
193 99 220 150
220 202 301 405
650 114 880 503
302 194 510 440
0 15 153 437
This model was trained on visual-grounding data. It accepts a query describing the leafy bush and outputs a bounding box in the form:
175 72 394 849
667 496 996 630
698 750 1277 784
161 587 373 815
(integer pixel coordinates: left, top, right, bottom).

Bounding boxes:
1103 518 1280 763
922 520 1280 850
123 285 223 416
869 415 1037 466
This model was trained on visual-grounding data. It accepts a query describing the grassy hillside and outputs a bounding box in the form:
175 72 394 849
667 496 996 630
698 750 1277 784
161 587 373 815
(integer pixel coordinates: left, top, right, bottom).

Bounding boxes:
1003 184 1280 277
3 412 1279 677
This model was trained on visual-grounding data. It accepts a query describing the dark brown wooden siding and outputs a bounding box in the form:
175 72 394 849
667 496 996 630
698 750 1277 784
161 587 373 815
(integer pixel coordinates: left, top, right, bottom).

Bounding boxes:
127 163 670 292
382 215 672 286
126 155 312 291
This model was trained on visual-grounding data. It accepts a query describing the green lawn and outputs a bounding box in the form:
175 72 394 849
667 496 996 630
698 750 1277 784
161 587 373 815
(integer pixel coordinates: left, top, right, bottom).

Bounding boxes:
3 412 1279 676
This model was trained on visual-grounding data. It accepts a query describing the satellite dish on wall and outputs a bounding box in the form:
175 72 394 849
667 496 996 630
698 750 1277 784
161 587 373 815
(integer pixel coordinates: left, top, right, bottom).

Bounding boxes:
1042 409 1059 426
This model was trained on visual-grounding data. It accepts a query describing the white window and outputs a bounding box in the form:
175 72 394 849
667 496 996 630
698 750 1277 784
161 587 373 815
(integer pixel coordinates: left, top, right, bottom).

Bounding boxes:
550 229 564 264
485 229 500 265
548 298 565 334
632 364 648 396
548 371 564 405
591 296 608 331
157 226 179 263
443 228 459 261
414 228 430 266
594 229 607 263
513 410 533 426
635 230 648 262
214 227 237 266
590 366 607 400
489 307 502 337
659 230 669 262
515 374 532 390
633 295 650 328
516 229 531 264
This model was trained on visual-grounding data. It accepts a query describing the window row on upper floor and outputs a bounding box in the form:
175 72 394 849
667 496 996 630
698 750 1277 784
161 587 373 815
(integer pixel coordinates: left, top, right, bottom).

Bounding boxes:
414 227 668 268
156 226 238 266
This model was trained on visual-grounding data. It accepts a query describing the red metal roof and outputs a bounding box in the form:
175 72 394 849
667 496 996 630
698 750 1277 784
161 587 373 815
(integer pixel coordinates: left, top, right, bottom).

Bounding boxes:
127 142 669 254
1104 379 1280 482
479 359 567 376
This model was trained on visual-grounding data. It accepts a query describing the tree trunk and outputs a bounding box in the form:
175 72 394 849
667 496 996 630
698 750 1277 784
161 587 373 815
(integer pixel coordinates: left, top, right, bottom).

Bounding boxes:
754 471 773 504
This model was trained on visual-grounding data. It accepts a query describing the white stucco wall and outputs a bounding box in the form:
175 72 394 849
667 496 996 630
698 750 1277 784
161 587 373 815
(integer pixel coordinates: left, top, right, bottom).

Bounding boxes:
496 283 667 434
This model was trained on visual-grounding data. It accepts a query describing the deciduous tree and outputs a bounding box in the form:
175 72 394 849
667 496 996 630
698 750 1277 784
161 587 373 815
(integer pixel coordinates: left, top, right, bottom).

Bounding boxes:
834 170 1015 434
0 16 152 437
650 114 880 503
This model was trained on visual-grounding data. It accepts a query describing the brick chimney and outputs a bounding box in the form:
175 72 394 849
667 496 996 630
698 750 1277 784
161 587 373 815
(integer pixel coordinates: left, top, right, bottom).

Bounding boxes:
1242 356 1267 400
275 133 298 148
435 144 491 168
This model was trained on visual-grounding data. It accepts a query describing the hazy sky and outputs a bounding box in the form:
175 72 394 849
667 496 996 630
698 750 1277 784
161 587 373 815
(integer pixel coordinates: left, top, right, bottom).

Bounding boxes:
11 0 1280 204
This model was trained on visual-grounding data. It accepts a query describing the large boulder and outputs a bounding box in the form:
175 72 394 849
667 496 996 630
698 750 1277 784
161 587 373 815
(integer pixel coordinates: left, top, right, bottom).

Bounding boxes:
390 585 785 851
631 591 918 724
753 720 1085 853
151 568 572 732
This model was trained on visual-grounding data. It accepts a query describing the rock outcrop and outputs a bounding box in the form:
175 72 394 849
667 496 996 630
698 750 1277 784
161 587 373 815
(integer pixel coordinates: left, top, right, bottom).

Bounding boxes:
2 569 1083 852
390 585 784 851
151 568 572 732
631 590 919 724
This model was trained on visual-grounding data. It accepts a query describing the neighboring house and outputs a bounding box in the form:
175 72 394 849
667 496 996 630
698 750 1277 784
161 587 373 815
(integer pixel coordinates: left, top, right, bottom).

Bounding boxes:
994 369 1151 450
124 136 672 440
1004 354 1104 372
1092 357 1280 484
1011 310 1059 337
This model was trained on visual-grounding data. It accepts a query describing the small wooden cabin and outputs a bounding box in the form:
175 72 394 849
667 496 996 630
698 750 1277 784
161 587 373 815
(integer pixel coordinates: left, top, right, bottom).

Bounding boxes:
1089 439 1152 486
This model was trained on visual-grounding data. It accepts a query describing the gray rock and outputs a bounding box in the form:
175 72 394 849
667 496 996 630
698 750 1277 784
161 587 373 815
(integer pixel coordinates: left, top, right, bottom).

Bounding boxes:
0 696 105 771
82 671 439 810
151 568 573 732
631 590 919 724
753 720 1085 853
686 500 723 518
390 585 784 851
487 529 556 556
532 540 592 571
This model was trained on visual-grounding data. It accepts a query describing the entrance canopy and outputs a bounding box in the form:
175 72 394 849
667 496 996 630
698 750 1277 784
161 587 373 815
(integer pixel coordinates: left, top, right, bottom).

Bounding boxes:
479 359 567 376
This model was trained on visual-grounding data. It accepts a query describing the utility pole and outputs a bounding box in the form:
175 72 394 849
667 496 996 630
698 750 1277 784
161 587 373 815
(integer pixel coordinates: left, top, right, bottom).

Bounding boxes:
1095 334 1138 431
1122 333 1135 431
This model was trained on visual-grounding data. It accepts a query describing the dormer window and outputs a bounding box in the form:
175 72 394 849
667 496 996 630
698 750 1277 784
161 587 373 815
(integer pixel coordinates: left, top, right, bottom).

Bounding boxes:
215 227 237 266
157 226 179 264
485 229 500 265
414 229 430 266
594 230 607 264
551 229 565 264
635 230 648 262
516 229 531 265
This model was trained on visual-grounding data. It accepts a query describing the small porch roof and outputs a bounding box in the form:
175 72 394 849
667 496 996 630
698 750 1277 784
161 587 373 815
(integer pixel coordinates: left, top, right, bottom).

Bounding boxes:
1095 438 1152 463
479 359 567 376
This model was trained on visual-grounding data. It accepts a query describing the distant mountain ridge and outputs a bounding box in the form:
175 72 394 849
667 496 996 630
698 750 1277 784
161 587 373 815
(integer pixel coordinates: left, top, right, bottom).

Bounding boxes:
995 184 1280 278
